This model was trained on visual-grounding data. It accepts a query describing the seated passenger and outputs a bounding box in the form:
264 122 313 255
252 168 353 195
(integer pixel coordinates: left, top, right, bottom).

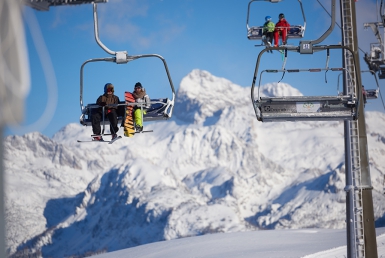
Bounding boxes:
274 13 290 47
262 15 275 47
92 83 120 141
133 82 151 132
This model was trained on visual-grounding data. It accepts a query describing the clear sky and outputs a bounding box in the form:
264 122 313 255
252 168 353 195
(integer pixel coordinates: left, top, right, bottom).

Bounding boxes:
6 0 382 137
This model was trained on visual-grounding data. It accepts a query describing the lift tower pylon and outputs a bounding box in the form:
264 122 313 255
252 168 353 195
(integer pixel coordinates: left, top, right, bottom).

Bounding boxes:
341 0 378 257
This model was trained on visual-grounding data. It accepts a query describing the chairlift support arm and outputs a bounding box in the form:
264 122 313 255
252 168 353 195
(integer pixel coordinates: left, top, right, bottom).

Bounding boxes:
299 0 336 54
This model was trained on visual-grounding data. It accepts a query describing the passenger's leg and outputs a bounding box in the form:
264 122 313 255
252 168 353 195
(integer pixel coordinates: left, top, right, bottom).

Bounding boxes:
108 109 119 134
282 29 288 44
273 31 279 46
134 109 143 127
92 111 102 135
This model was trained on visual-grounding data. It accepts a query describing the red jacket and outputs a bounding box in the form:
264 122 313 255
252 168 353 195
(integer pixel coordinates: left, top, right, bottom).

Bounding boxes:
275 19 290 31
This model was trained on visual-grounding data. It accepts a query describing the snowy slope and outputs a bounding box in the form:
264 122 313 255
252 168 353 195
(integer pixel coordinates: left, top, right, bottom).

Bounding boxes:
4 69 385 257
90 228 385 258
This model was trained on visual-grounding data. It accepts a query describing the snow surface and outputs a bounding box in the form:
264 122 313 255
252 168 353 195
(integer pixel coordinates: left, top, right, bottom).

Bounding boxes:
91 228 385 258
4 69 385 257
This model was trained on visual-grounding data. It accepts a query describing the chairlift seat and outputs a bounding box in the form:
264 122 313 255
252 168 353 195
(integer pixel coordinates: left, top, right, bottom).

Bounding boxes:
365 89 379 99
80 98 173 126
247 25 305 40
254 95 357 122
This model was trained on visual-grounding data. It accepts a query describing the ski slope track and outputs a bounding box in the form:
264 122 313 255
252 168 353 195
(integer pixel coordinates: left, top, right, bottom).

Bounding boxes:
4 69 385 257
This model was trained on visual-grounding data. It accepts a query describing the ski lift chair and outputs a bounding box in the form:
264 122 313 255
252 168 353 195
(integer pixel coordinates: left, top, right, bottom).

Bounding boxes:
246 0 306 41
252 67 357 122
338 71 380 101
360 70 380 100
363 22 385 78
251 45 360 122
79 3 175 133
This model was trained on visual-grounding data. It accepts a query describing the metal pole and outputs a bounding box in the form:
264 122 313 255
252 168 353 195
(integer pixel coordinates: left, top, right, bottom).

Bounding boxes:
344 125 355 257
0 127 5 258
350 0 378 256
341 0 378 257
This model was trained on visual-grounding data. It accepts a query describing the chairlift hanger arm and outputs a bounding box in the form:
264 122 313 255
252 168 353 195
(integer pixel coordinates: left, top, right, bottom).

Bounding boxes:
91 2 175 94
80 57 115 111
364 22 384 46
299 0 335 54
93 3 117 56
127 54 176 96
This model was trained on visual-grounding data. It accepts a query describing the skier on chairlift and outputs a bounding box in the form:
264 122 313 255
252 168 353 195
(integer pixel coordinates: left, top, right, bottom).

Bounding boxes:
133 82 151 132
262 15 275 53
92 83 120 141
274 13 290 47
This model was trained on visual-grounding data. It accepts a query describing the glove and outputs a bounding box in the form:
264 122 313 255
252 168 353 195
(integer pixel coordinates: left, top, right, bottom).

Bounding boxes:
99 102 107 107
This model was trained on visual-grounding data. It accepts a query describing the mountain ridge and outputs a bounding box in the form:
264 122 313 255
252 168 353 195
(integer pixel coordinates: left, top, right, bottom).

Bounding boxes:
4 69 385 257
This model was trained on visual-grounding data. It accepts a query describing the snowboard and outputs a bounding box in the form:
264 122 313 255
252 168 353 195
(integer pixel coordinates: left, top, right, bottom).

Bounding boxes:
124 91 135 137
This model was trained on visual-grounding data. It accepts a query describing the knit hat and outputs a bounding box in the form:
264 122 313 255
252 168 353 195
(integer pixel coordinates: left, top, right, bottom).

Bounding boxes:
279 13 285 19
134 82 143 89
104 83 114 93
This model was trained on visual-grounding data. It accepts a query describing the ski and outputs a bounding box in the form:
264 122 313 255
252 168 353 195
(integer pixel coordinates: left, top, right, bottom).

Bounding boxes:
134 130 153 134
77 136 122 144
77 140 110 143
108 136 122 144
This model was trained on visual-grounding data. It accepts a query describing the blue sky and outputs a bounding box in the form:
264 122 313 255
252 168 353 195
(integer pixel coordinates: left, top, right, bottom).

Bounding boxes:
6 0 382 137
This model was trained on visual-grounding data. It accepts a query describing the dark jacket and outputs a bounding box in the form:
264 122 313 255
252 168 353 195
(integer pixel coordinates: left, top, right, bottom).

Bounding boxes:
96 94 120 113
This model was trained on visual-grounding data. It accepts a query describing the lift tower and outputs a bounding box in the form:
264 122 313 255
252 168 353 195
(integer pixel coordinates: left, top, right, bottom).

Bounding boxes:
341 0 378 257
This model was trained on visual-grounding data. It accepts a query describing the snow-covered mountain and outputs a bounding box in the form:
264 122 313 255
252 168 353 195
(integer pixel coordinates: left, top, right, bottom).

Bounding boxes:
4 69 385 257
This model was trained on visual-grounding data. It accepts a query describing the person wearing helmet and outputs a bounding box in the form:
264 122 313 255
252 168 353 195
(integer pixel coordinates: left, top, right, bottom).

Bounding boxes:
262 15 275 50
133 82 151 132
92 83 120 141
274 13 290 47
